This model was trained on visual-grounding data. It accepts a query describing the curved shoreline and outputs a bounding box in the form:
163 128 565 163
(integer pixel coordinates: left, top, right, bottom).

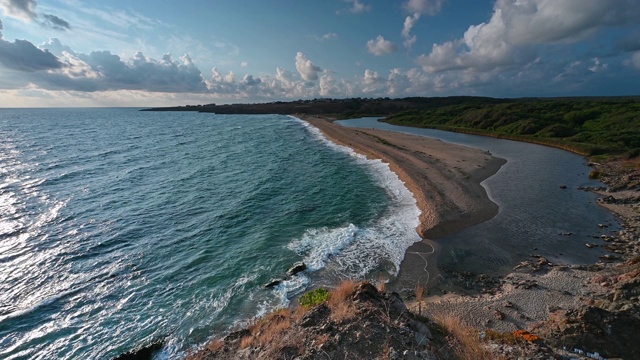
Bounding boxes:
298 115 506 288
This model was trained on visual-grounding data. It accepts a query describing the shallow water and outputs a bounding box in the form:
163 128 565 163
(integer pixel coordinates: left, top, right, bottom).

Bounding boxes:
338 118 620 275
0 109 420 359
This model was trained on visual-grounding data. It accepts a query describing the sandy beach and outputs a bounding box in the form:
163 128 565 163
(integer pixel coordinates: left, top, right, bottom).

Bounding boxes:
300 116 506 290
298 116 640 359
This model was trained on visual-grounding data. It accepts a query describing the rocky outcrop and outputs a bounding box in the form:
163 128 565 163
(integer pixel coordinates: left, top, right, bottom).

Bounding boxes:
190 282 439 360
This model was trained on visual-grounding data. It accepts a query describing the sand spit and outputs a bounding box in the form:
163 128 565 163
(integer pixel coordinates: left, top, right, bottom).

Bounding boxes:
300 116 505 240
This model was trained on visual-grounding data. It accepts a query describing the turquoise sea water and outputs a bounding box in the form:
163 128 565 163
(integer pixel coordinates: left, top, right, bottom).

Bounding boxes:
0 109 420 359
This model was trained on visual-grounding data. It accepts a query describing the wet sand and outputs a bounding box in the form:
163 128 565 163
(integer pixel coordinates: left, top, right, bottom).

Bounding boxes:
299 116 506 290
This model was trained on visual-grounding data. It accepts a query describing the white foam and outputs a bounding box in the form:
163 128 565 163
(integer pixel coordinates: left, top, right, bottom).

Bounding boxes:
287 224 359 271
289 116 421 278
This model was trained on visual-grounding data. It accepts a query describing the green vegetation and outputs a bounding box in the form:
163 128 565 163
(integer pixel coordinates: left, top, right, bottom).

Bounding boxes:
384 97 640 157
298 288 330 308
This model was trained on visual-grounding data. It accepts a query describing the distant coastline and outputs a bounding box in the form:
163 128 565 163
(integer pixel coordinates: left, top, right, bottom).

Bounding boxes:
144 95 640 158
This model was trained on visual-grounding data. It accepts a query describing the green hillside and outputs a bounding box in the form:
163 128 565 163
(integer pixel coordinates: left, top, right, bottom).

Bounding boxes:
384 97 640 157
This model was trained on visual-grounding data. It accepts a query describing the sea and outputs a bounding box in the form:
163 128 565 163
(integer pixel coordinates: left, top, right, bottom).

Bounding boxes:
0 109 420 359
339 118 620 276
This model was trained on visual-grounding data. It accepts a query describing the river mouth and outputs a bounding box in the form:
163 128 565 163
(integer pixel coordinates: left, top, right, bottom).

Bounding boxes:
338 118 620 293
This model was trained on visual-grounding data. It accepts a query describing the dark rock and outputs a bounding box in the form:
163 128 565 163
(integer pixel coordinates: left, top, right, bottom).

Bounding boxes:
546 306 640 359
300 304 329 328
112 340 163 360
559 185 567 189
287 262 306 276
264 278 284 288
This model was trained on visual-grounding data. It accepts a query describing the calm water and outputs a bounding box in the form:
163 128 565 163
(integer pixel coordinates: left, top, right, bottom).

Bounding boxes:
0 109 420 359
339 118 620 275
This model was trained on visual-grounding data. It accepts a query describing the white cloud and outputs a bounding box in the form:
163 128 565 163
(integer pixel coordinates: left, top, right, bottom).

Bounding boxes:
319 33 338 41
363 69 380 84
210 67 235 84
240 61 248 68
319 72 339 96
362 69 383 93
404 0 444 16
0 0 37 21
337 0 370 15
418 0 640 74
402 13 420 38
241 74 260 86
0 0 71 30
39 38 75 56
588 57 607 73
402 13 420 50
295 52 322 81
367 35 397 56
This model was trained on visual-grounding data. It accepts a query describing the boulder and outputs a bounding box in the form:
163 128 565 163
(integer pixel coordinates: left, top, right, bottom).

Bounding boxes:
287 262 307 276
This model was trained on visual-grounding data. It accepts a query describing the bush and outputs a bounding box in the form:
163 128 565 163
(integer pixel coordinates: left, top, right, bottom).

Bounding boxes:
299 288 330 308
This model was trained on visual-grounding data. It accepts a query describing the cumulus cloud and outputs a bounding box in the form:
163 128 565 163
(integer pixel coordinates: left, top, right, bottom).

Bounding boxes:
241 74 260 86
402 13 420 50
367 35 397 56
0 0 71 30
418 0 640 74
0 0 36 21
362 69 383 93
0 37 63 71
363 69 380 84
295 52 322 81
629 51 640 69
337 0 370 15
319 72 338 96
39 38 75 56
404 0 444 16
240 61 248 68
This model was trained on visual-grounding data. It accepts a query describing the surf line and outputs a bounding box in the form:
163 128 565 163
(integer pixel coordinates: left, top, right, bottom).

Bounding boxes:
405 242 435 283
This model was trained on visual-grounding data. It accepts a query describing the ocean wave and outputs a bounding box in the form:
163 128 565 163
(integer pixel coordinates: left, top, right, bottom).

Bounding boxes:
289 116 421 278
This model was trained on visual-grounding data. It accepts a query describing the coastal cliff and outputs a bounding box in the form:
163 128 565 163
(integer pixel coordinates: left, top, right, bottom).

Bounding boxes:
185 159 640 360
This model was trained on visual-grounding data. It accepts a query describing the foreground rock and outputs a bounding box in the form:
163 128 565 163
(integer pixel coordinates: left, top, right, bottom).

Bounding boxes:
189 282 445 360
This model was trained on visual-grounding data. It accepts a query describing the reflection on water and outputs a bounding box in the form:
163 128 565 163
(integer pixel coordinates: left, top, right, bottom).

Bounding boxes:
338 118 620 276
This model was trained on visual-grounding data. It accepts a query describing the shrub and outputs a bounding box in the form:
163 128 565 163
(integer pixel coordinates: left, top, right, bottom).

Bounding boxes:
299 288 330 308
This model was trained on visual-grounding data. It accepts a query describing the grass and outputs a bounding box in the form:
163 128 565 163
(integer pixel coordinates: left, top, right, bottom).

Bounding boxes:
415 283 426 316
433 313 495 360
328 280 357 322
298 287 330 308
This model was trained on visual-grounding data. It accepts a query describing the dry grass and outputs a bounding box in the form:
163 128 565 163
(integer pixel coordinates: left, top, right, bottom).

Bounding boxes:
249 308 293 346
328 280 357 306
433 313 494 360
376 275 387 293
330 300 356 322
239 335 254 349
415 283 427 316
205 338 225 352
328 280 358 323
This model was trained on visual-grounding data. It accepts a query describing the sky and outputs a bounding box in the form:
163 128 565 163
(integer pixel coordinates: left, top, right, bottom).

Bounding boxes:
0 0 640 107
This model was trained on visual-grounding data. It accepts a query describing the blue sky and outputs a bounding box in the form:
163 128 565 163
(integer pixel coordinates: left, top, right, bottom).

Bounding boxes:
1 0 639 107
